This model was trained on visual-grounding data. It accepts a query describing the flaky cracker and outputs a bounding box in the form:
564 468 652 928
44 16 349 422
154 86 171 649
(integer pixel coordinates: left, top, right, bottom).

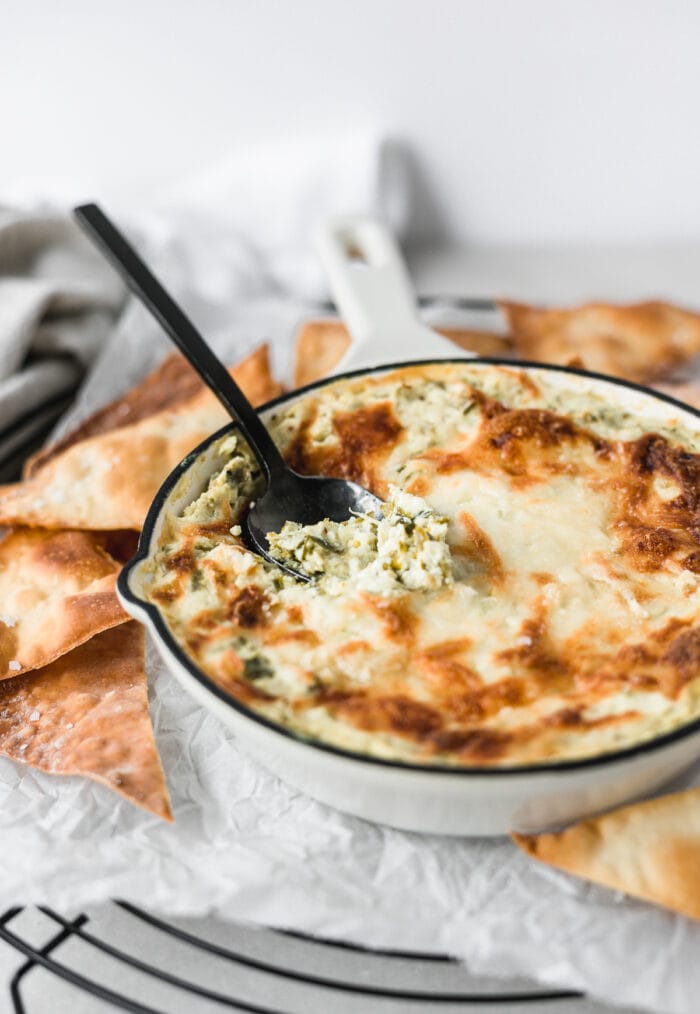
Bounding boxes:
501 300 700 383
0 622 172 820
25 352 205 477
0 344 282 532
513 788 700 921
0 527 128 679
653 381 700 411
293 319 511 388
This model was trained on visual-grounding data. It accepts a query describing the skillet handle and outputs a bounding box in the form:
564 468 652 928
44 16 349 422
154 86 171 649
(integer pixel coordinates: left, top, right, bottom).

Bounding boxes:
314 216 467 373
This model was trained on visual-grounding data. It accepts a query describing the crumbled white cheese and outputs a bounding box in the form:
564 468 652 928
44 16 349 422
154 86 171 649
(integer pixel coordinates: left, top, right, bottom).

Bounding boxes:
0 614 17 628
184 435 262 524
8 661 21 672
29 710 40 721
267 485 453 595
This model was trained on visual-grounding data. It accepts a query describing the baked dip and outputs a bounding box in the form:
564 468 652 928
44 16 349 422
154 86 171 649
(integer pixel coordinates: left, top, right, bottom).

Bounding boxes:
142 363 700 767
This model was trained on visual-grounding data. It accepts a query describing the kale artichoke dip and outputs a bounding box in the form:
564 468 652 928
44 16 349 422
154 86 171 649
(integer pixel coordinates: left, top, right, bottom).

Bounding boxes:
142 363 700 767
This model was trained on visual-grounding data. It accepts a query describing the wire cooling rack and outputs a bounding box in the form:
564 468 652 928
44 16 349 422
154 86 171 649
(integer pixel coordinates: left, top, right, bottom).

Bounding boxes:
0 902 620 1014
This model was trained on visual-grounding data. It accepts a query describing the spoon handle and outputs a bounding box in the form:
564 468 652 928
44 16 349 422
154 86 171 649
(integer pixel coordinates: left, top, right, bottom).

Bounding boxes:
74 203 287 482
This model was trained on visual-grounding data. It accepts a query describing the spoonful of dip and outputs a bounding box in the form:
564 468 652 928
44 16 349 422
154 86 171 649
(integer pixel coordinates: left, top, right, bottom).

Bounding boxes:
74 203 382 580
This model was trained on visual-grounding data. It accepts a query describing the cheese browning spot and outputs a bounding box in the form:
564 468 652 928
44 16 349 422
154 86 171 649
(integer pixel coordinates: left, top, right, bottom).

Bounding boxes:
453 511 505 588
286 401 403 493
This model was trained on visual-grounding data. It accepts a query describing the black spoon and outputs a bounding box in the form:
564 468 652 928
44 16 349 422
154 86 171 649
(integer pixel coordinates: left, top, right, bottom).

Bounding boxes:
74 203 382 580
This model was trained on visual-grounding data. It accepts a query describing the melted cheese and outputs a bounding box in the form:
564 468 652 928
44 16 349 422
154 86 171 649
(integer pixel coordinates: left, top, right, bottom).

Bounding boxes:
142 364 700 767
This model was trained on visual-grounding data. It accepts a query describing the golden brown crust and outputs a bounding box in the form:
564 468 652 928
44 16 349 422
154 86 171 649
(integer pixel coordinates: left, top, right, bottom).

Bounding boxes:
422 402 608 487
0 623 172 820
0 528 128 679
453 511 506 588
512 787 700 921
0 345 283 532
501 300 700 383
286 400 404 494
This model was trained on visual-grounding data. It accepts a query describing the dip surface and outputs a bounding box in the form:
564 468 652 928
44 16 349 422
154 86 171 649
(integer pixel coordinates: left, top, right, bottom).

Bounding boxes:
143 363 700 767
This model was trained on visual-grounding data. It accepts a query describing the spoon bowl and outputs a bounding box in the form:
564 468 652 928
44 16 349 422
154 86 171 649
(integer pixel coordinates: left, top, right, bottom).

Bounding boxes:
246 472 382 575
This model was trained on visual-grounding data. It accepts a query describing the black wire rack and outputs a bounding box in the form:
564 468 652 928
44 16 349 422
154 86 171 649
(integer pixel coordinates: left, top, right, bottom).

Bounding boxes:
0 902 602 1014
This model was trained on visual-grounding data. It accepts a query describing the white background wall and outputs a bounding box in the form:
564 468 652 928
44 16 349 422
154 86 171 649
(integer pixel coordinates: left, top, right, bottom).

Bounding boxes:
3 0 700 246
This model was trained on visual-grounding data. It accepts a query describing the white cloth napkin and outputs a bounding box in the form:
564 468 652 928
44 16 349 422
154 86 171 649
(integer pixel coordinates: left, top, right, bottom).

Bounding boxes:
0 210 125 476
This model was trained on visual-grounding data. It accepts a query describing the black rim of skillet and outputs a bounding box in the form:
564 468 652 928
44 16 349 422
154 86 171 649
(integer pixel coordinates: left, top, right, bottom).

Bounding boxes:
118 356 700 777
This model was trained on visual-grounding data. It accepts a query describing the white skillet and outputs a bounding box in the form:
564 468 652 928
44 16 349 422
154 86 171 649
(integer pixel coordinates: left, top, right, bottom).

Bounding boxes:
119 218 700 836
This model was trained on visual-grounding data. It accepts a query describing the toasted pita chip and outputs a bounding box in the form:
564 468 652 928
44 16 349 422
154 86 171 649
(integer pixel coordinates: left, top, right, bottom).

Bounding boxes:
0 622 172 820
25 352 205 477
0 344 283 532
0 527 128 679
292 319 511 388
653 381 700 410
513 788 700 921
501 300 700 383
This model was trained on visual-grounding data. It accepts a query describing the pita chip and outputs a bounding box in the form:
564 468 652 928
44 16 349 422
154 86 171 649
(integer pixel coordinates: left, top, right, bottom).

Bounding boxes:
513 788 700 921
0 527 128 679
653 380 700 411
293 319 512 388
501 300 700 383
0 344 283 532
0 622 172 820
25 352 205 477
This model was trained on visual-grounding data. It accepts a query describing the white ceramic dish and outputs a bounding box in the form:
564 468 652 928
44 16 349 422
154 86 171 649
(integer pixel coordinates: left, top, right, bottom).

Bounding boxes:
118 356 700 837
119 218 700 835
